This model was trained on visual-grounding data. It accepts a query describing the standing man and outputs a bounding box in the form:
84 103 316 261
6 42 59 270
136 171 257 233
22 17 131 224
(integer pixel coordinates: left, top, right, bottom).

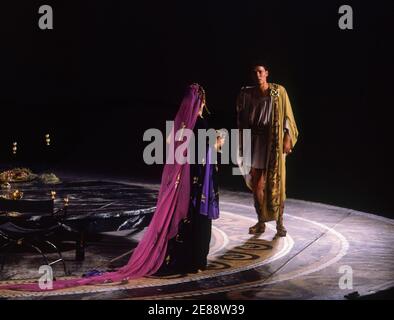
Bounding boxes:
236 61 299 237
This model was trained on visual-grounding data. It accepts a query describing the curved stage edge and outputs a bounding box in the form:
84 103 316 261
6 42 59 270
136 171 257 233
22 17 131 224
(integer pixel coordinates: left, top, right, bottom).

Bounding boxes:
0 179 393 300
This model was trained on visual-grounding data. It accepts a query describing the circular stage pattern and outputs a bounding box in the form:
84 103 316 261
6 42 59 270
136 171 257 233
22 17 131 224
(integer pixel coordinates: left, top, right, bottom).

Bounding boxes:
0 183 393 300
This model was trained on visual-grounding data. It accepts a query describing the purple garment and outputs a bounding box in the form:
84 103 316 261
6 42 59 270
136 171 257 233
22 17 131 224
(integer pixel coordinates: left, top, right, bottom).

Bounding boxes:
199 146 219 219
1 84 204 292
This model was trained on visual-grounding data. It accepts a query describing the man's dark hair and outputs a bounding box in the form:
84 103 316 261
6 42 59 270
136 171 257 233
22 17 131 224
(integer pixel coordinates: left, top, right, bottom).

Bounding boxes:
250 59 269 71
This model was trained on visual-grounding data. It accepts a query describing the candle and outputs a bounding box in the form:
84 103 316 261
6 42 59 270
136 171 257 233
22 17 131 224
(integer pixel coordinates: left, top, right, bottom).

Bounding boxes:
45 134 51 146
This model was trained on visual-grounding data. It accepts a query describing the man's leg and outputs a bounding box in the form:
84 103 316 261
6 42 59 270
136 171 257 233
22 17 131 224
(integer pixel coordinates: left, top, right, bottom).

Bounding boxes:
276 202 287 237
249 168 266 234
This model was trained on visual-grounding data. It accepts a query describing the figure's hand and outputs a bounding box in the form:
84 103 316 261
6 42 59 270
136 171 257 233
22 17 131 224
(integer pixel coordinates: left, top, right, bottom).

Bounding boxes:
283 132 292 154
214 129 227 151
215 136 225 151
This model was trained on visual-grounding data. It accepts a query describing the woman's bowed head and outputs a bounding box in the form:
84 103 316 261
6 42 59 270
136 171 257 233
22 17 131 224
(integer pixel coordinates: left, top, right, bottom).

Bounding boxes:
195 87 226 152
146 83 226 166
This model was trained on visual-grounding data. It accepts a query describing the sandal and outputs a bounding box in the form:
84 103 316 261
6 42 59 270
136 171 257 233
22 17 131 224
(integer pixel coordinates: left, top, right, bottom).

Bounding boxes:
249 222 266 234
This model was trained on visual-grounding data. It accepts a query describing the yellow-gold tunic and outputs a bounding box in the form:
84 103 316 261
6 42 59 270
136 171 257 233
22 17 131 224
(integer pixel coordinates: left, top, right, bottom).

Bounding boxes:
237 83 299 222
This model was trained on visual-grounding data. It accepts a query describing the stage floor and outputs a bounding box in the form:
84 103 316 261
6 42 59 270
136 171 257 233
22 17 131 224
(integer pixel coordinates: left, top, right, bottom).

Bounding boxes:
0 178 393 299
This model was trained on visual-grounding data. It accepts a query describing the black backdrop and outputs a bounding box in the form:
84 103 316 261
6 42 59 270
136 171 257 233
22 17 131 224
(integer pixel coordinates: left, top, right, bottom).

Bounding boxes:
0 0 393 217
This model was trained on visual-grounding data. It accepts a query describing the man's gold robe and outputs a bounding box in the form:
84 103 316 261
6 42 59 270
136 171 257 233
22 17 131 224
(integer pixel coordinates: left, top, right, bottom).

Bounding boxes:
237 83 299 222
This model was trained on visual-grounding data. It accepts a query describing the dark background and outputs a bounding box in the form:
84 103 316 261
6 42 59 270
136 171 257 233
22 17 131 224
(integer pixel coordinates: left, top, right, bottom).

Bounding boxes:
0 1 393 217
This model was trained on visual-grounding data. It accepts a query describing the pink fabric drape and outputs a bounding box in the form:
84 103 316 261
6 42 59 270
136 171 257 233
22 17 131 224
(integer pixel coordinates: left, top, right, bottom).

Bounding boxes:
1 84 203 292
